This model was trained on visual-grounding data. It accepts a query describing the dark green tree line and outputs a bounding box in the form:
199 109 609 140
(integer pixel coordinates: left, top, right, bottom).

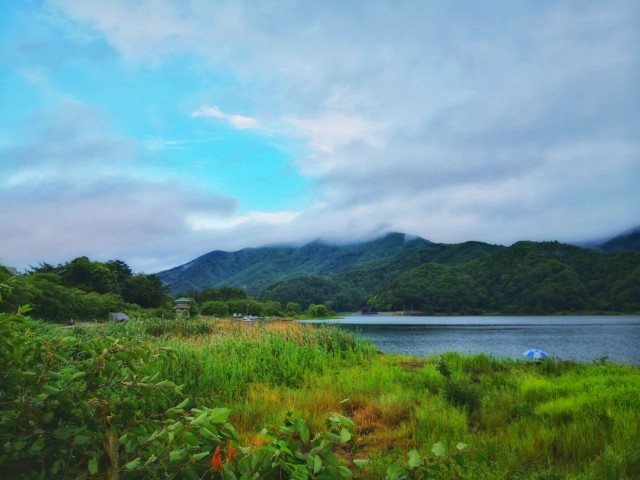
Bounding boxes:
1 257 171 322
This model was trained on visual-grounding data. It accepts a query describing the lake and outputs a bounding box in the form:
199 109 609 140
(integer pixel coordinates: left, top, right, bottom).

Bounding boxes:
299 315 640 364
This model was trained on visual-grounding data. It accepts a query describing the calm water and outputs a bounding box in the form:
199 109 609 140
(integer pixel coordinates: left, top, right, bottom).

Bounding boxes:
299 315 640 364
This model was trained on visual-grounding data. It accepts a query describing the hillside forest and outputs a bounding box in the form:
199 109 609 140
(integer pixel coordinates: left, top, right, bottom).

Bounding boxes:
175 238 640 316
2 236 639 323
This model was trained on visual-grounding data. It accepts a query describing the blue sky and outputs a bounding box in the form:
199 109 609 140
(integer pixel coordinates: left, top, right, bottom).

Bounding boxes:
1 0 639 273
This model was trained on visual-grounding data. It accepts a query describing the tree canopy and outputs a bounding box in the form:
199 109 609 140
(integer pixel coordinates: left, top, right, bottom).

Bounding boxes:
1 258 171 322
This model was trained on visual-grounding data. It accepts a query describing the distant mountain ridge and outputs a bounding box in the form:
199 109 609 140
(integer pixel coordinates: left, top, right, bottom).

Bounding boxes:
157 227 640 314
576 225 640 253
157 232 432 294
597 226 640 253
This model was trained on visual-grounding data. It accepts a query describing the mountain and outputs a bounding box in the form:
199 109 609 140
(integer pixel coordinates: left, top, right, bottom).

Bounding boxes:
363 241 640 314
157 232 433 295
261 240 504 310
577 226 640 253
158 230 640 314
598 226 640 253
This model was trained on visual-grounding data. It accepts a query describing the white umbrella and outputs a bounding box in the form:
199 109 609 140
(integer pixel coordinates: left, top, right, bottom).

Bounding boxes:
523 348 548 360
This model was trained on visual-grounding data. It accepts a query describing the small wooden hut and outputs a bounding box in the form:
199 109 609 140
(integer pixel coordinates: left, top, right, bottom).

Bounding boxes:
173 297 192 316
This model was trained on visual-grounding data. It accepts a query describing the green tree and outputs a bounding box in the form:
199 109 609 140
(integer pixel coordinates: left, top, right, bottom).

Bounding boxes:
60 257 117 294
285 301 302 316
77 292 126 320
227 298 263 316
306 303 332 318
18 273 78 323
28 261 62 274
123 274 170 309
105 259 133 294
261 300 283 316
200 300 229 317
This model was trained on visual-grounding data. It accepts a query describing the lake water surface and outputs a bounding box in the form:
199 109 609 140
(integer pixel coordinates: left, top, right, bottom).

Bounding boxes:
299 315 640 364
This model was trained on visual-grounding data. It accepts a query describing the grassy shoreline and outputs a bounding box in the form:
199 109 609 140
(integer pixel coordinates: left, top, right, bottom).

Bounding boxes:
110 317 640 478
3 315 640 478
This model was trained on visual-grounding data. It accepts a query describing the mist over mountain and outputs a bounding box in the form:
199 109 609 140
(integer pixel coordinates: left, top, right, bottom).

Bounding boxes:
157 232 432 295
156 227 640 314
597 226 640 253
574 226 640 253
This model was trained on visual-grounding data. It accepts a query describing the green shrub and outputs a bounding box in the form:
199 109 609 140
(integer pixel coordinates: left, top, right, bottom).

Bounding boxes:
444 378 482 413
0 313 234 478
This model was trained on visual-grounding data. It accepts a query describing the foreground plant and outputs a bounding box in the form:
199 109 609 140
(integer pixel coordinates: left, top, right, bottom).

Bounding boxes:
0 313 235 478
385 441 468 480
0 314 467 479
201 412 357 479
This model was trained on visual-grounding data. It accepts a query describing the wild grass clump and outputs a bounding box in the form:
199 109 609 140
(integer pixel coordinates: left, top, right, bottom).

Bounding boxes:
95 315 217 340
444 378 483 413
152 321 376 402
53 317 640 479
139 315 215 336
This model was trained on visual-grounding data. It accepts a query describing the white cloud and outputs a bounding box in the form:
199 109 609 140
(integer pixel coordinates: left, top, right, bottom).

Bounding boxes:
0 102 239 272
0 178 238 272
287 113 380 154
191 105 258 130
49 0 193 62
9 0 639 271
187 210 300 231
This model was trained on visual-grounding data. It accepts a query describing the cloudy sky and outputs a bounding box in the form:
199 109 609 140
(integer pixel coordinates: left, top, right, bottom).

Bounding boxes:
1 1 639 273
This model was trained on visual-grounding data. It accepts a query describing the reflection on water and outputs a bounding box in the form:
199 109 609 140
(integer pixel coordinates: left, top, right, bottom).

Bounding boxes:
300 316 640 364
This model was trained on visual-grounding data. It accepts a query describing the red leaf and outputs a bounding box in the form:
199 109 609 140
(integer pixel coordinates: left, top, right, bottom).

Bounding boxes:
228 443 237 467
211 445 223 472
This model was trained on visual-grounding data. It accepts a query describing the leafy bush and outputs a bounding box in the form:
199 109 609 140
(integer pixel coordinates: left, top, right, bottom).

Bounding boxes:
0 313 235 478
385 441 468 480
0 314 353 478
1 313 464 479
307 303 333 318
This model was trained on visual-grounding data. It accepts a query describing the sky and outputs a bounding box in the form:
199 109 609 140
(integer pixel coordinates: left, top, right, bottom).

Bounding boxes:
1 0 639 273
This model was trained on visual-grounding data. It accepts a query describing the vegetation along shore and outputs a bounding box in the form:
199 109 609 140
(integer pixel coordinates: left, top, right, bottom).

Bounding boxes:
2 307 639 478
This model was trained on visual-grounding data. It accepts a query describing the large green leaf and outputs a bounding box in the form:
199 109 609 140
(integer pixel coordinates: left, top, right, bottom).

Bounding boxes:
408 449 422 468
431 441 446 458
208 407 232 424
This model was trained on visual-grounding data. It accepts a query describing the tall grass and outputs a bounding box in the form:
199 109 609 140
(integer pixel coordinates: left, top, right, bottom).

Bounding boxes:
152 320 376 401
96 318 640 479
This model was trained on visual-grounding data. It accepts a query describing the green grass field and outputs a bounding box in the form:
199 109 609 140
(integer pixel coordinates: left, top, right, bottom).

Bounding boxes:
3 315 639 479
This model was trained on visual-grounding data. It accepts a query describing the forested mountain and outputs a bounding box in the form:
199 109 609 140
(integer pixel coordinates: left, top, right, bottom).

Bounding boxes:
598 227 640 253
159 231 640 315
365 242 640 314
265 242 640 313
157 232 432 294
577 226 640 253
4 230 637 320
263 241 504 311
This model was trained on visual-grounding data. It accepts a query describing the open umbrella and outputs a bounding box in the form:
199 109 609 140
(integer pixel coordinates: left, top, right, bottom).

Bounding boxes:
523 348 548 360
